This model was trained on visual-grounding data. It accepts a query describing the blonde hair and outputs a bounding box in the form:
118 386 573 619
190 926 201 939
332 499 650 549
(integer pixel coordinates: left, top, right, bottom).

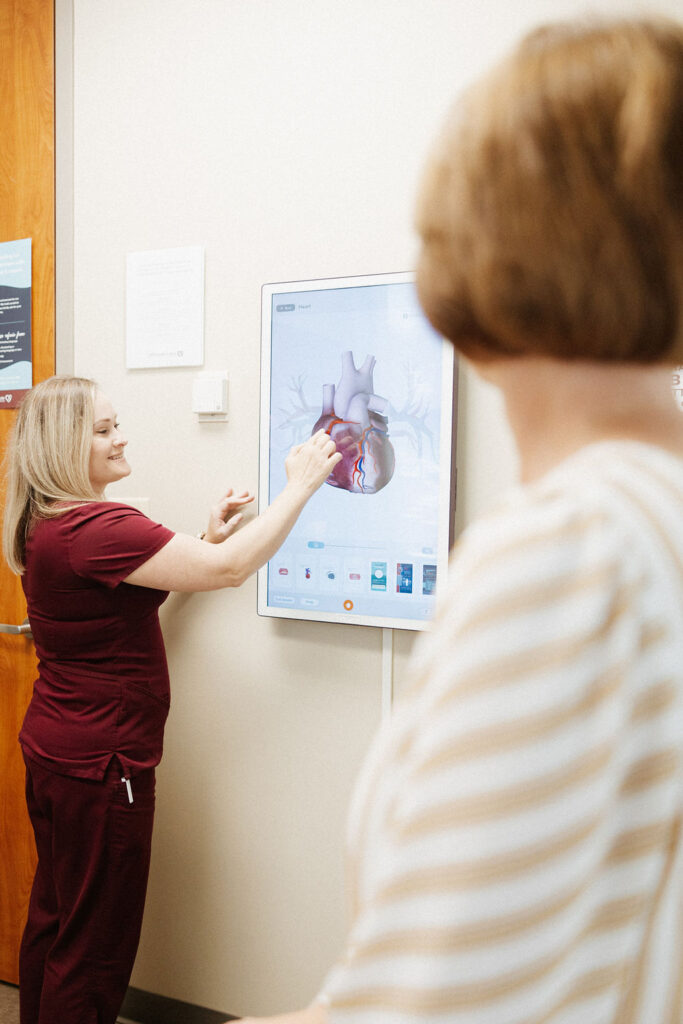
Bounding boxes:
2 376 100 574
416 17 683 363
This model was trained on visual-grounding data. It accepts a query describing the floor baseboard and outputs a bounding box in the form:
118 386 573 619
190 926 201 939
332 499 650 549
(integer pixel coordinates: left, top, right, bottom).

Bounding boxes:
119 986 238 1023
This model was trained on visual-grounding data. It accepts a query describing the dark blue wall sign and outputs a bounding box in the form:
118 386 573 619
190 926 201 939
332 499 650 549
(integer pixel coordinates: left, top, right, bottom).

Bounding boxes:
0 237 32 409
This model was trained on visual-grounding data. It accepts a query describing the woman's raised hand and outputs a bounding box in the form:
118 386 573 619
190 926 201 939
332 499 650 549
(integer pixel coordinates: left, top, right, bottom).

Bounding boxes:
126 441 340 592
203 488 255 544
285 430 341 496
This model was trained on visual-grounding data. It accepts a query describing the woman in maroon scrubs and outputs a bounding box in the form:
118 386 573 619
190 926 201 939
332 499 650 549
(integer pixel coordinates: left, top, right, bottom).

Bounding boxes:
2 375 340 1024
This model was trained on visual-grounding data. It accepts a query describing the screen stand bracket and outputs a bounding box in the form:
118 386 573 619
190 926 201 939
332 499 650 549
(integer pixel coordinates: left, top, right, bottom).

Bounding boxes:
381 627 394 718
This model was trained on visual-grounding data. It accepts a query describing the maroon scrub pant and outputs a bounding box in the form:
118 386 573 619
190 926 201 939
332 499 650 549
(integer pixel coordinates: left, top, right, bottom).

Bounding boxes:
19 755 156 1024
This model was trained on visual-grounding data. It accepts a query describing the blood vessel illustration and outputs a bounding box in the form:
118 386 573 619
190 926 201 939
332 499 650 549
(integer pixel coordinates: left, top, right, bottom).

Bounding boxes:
312 351 395 493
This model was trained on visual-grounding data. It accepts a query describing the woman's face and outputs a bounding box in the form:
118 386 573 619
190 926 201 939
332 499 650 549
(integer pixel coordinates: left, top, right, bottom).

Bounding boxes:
88 391 130 496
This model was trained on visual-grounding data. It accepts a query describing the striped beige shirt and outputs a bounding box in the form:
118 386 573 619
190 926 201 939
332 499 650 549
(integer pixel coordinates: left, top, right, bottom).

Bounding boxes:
323 441 683 1024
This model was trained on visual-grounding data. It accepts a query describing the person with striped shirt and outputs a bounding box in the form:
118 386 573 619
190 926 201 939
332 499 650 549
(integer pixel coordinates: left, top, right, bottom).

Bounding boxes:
237 16 683 1024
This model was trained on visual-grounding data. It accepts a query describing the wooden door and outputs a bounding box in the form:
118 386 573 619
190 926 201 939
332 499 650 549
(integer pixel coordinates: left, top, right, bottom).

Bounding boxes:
0 0 55 984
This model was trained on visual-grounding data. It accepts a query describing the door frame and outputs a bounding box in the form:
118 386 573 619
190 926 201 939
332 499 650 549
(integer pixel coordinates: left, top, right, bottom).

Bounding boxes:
55 0 74 374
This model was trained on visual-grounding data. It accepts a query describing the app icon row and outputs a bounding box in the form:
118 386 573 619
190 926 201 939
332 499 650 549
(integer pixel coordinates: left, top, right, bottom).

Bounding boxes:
271 557 437 596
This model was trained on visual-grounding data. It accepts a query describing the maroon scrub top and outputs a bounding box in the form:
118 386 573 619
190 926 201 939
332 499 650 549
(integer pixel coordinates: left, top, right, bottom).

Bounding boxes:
19 502 175 780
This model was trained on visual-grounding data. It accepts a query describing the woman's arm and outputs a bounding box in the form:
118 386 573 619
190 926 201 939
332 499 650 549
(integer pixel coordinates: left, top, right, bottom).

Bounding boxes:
124 431 341 593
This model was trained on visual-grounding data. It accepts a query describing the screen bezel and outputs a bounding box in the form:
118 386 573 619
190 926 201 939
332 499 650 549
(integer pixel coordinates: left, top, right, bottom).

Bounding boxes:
257 270 458 631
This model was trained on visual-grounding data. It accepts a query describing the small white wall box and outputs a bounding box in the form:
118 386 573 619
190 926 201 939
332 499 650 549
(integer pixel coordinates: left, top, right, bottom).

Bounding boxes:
192 371 229 421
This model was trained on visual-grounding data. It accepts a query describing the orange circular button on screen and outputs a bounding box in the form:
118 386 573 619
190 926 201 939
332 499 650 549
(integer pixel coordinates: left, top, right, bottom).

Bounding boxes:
343 600 354 611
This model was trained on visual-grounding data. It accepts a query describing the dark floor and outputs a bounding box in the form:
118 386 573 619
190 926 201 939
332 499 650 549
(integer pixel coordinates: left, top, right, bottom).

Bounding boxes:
0 982 135 1024
120 987 236 1023
0 982 236 1024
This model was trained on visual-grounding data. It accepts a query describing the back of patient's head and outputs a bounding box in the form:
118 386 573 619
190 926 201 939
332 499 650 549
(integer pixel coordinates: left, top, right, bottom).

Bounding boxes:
416 17 683 364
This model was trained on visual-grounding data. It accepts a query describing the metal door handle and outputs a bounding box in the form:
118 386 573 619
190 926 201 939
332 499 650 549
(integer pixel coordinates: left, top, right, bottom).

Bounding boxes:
0 617 32 636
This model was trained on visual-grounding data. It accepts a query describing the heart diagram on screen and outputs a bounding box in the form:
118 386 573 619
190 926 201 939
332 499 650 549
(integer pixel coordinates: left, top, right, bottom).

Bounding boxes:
312 351 395 494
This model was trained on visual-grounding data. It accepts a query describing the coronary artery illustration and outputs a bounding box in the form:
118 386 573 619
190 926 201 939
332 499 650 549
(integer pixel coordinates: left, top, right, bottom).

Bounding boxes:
312 351 395 493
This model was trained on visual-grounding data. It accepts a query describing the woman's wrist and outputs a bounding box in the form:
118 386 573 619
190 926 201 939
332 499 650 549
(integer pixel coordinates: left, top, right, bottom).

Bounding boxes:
283 478 315 505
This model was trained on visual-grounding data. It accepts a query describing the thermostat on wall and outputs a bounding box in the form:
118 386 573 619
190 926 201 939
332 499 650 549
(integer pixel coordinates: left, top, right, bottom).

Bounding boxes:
193 371 229 421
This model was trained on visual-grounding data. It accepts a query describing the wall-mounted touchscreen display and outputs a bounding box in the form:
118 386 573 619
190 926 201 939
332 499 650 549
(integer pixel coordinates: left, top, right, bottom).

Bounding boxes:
258 272 457 631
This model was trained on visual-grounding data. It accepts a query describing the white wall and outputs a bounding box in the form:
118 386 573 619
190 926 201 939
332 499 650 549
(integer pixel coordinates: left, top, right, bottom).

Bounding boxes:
68 0 678 1014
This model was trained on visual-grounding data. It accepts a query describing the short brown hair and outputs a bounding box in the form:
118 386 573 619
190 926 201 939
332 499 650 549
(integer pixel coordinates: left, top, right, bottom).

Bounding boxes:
416 17 683 363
